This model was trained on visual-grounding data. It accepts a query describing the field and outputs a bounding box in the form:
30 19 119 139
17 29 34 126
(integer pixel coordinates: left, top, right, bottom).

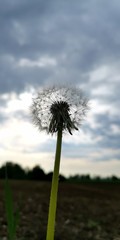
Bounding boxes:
0 180 120 240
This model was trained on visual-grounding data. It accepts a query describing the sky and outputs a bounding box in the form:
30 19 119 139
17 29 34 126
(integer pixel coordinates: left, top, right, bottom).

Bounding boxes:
0 0 120 177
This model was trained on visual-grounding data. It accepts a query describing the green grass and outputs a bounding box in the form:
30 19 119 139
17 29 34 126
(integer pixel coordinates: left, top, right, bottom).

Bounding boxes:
3 167 20 240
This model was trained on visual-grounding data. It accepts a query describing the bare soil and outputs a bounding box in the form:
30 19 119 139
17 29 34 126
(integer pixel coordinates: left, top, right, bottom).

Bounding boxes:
0 180 120 240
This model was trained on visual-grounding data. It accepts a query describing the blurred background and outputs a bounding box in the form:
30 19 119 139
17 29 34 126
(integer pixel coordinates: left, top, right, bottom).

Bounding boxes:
0 0 120 178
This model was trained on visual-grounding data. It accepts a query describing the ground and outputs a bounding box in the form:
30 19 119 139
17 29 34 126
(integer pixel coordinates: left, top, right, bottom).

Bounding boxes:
0 180 120 240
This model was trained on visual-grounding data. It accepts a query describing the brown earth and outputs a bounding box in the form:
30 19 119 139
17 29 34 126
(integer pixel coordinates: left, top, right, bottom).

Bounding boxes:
0 180 120 240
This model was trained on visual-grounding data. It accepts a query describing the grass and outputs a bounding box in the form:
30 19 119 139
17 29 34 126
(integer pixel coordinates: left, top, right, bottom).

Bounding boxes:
2 167 20 240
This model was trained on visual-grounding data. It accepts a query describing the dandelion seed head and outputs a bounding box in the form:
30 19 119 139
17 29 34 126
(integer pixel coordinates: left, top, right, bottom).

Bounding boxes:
31 86 89 135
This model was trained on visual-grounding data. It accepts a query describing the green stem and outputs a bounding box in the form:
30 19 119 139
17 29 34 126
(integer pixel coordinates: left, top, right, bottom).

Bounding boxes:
46 129 62 240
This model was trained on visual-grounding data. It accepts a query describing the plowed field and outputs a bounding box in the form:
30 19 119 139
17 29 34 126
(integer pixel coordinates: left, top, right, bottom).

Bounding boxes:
0 181 120 240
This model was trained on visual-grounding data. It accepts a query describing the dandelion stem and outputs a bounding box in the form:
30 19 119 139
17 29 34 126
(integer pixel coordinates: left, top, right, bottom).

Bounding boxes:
46 129 62 240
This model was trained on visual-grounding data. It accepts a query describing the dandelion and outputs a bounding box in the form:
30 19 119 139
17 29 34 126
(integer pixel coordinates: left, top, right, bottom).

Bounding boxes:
31 86 89 135
31 85 89 240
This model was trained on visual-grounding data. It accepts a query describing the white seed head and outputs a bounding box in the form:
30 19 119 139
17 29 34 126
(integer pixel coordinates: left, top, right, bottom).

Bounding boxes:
31 86 89 135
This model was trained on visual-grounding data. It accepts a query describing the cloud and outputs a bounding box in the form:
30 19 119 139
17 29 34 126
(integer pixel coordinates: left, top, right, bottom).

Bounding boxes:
18 57 57 68
1 0 120 93
0 0 120 175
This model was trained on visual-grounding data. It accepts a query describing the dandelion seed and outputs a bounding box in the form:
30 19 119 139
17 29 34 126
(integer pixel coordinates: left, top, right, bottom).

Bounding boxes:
31 86 89 135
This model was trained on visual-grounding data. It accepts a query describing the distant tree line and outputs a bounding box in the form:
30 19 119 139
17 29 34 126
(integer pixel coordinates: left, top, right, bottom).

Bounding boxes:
0 162 66 181
0 162 120 183
68 174 120 183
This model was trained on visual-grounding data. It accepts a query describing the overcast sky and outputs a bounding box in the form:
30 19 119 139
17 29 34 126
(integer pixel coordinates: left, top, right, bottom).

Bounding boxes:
0 0 120 177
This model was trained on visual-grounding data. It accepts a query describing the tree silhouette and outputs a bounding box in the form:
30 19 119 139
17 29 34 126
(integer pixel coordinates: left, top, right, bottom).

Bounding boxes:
0 162 26 179
27 165 46 181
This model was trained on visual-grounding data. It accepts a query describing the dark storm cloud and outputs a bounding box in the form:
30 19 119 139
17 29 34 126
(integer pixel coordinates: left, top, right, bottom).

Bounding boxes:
94 113 120 149
0 55 56 93
1 0 120 94
83 113 120 151
0 0 72 58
